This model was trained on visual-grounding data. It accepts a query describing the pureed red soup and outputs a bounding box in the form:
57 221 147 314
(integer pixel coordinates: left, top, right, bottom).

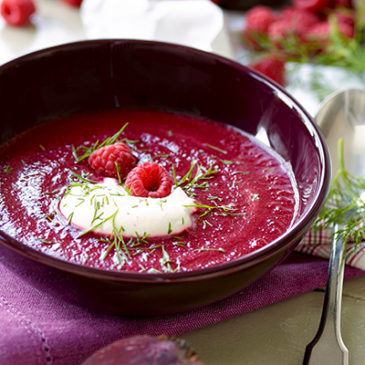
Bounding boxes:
0 109 299 273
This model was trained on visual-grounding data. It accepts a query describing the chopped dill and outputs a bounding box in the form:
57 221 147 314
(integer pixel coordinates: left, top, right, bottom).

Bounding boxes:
173 161 218 192
220 159 234 165
195 247 226 253
75 198 85 207
207 195 223 201
202 219 213 229
45 212 55 222
38 238 54 245
2 165 13 174
172 241 186 246
72 123 129 162
203 143 227 155
68 169 98 184
155 154 170 159
67 212 74 225
115 162 122 184
234 171 250 175
185 202 237 217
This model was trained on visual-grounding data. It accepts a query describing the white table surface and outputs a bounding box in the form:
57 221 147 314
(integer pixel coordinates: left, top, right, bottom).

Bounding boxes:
2 1 365 364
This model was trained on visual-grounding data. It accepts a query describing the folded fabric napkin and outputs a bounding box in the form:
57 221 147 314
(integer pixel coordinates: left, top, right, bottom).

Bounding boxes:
296 229 365 270
0 243 362 365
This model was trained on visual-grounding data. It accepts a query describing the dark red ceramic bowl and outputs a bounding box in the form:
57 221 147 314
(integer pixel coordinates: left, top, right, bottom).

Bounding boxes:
0 39 330 315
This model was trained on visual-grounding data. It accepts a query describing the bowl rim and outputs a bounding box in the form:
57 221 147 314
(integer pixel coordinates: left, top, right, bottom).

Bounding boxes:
0 38 331 283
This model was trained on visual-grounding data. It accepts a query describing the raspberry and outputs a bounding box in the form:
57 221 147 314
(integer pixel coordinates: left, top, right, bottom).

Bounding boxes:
269 8 321 44
88 142 137 179
333 0 353 8
125 162 174 198
243 6 277 50
307 21 354 49
60 0 82 6
292 0 331 12
1 0 36 26
250 56 286 86
279 7 321 24
268 19 293 47
331 9 355 27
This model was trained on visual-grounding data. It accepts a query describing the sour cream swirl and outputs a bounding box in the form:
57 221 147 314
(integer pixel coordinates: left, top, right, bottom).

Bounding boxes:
59 178 196 237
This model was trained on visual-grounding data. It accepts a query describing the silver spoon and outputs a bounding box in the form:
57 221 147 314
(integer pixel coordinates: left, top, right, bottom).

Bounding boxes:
303 88 365 365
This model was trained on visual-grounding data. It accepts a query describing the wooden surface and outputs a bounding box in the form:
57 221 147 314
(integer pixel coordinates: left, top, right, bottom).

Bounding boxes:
181 275 365 364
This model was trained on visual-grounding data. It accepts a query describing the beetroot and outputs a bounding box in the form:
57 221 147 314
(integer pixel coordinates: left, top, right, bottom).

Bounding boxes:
81 335 204 365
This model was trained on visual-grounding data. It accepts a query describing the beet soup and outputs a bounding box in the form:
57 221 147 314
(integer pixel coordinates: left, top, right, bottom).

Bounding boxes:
0 109 299 273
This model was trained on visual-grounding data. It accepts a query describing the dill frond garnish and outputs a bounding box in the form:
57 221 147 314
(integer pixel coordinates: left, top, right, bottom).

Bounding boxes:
220 159 234 165
1 165 13 174
68 169 98 184
72 123 129 162
38 238 53 244
203 143 227 155
314 139 365 245
173 161 218 192
184 202 238 218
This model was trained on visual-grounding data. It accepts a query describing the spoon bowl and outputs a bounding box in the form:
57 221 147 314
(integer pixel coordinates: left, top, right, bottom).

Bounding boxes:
316 88 365 177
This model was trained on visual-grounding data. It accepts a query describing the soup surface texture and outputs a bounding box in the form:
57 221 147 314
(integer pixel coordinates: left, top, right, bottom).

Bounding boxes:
0 109 298 273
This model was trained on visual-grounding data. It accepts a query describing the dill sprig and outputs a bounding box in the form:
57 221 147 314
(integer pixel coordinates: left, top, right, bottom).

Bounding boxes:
203 143 227 154
72 123 129 162
301 16 365 72
314 139 365 245
184 201 238 218
68 169 98 184
1 165 13 174
173 161 218 192
38 238 53 244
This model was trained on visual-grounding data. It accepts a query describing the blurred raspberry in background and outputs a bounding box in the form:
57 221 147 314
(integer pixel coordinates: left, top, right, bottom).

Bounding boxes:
237 0 357 85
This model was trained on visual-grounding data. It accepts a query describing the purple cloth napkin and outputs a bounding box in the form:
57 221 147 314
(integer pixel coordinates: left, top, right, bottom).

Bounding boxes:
0 244 363 365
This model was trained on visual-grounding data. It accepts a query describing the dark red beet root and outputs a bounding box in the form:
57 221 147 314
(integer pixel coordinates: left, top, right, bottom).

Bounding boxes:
81 335 204 365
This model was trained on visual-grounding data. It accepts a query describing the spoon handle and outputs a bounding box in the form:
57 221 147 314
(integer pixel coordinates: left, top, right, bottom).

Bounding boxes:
303 224 348 365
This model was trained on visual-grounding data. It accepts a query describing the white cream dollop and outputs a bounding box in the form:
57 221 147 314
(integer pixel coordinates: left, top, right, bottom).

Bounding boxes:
59 178 196 237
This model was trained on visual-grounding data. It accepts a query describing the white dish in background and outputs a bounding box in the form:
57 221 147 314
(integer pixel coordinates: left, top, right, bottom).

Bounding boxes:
81 0 233 57
0 0 233 65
